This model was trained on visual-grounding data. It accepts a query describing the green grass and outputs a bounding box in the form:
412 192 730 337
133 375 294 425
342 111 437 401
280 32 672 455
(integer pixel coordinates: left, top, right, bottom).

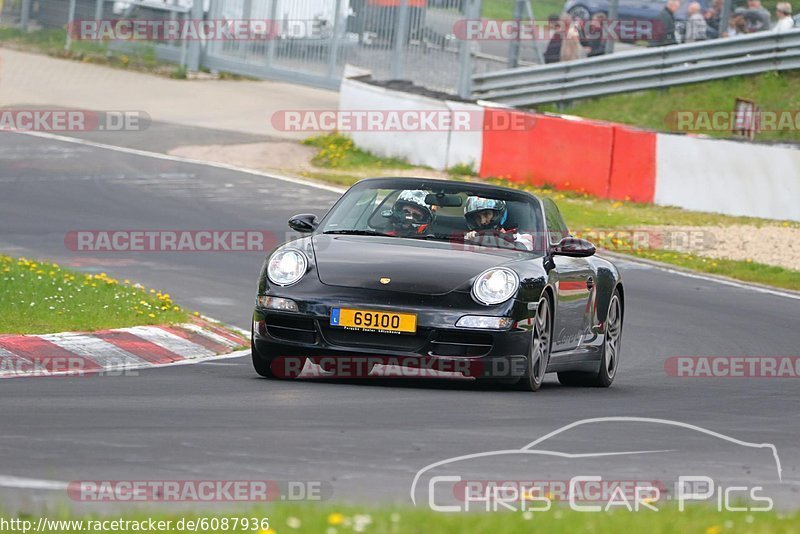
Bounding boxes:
0 255 190 334
448 162 477 177
537 71 800 143
2 504 799 533
302 133 416 170
629 248 800 291
482 0 565 21
0 28 186 77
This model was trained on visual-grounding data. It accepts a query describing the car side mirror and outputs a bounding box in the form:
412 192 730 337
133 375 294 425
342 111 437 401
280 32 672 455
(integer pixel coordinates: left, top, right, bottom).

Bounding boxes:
551 237 596 258
288 213 318 233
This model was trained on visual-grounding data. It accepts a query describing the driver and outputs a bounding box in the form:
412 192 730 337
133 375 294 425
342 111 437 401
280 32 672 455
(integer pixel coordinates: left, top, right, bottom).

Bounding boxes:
464 196 533 251
388 190 434 238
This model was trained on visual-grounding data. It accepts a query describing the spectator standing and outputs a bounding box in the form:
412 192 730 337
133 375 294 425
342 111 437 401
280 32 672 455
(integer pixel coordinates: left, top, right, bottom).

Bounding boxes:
725 7 749 36
685 2 709 41
651 0 680 46
744 0 772 32
705 0 724 38
544 14 565 63
581 13 608 56
560 16 587 61
773 2 795 32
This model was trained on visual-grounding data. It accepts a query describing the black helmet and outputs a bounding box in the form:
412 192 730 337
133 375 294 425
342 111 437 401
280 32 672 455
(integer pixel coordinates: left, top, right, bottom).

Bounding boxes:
464 196 508 230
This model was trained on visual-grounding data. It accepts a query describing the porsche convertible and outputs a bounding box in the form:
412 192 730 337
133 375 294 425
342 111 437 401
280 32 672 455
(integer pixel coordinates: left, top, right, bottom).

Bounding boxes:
252 177 624 391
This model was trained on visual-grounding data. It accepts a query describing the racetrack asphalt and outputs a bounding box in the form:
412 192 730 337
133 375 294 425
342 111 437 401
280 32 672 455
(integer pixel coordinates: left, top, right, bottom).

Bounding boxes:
1 128 798 512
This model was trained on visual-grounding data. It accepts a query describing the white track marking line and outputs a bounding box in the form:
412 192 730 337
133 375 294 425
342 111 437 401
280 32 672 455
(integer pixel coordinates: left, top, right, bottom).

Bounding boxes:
12 131 799 301
0 475 69 491
0 349 249 379
10 131 346 193
117 326 217 359
40 333 148 367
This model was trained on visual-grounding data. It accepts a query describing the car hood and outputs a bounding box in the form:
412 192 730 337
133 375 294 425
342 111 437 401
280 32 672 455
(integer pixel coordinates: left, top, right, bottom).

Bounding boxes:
312 234 532 295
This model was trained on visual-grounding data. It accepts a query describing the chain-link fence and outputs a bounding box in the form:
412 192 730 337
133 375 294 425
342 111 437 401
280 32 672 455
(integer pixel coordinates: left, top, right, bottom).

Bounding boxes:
5 0 515 97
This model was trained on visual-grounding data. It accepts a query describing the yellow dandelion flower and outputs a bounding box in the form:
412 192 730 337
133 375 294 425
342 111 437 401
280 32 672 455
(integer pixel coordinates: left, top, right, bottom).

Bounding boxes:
327 512 344 526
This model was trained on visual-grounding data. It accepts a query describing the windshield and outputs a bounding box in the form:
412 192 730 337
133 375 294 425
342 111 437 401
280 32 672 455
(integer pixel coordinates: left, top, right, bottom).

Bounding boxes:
320 181 546 253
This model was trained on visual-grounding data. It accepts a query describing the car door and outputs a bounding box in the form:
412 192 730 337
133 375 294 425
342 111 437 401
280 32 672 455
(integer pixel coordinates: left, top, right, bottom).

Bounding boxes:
542 198 594 354
622 0 664 22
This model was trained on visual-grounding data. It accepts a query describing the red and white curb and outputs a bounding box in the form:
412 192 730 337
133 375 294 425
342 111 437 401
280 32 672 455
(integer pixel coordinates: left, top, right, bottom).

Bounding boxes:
0 319 249 378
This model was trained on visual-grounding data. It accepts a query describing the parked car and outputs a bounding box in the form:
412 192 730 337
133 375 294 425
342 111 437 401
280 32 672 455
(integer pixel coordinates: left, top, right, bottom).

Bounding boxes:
562 0 709 42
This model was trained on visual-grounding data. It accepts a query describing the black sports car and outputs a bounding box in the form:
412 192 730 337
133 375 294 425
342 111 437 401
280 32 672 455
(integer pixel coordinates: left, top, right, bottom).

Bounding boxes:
252 177 624 391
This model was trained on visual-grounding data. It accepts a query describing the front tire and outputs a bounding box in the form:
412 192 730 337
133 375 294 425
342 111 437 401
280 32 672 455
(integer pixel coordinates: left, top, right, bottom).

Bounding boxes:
558 289 622 388
251 338 277 378
251 329 307 379
514 296 552 392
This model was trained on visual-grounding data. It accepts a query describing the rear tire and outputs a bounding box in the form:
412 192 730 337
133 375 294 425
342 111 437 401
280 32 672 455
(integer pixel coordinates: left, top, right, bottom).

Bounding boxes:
514 296 552 392
557 289 622 388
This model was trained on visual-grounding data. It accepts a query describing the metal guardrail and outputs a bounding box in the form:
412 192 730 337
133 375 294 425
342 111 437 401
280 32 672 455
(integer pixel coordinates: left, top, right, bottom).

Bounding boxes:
472 30 800 106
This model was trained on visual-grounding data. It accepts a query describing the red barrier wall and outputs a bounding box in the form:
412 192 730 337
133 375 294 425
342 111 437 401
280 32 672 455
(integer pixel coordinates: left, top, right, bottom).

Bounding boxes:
608 126 656 203
479 108 657 203
479 109 614 197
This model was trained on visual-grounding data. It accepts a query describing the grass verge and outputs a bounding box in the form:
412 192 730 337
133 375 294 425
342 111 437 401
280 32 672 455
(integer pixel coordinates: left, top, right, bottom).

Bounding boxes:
2 504 798 533
0 255 189 334
302 134 416 170
299 135 800 291
537 71 800 143
0 28 252 79
482 0 564 22
625 248 800 291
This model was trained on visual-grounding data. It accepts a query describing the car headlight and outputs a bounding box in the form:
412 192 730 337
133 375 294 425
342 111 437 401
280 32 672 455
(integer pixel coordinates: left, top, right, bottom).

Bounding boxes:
472 267 519 305
267 249 308 286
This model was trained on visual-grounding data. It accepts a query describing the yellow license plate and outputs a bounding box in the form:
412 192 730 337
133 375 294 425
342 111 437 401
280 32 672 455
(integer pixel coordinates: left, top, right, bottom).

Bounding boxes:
331 308 417 334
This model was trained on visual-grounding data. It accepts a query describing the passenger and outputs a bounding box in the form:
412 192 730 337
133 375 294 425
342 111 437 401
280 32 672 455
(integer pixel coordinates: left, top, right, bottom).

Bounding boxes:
388 190 434 238
463 196 534 251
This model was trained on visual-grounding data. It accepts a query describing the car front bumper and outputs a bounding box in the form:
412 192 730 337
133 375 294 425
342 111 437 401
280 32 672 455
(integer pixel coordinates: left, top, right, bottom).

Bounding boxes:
252 294 533 380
